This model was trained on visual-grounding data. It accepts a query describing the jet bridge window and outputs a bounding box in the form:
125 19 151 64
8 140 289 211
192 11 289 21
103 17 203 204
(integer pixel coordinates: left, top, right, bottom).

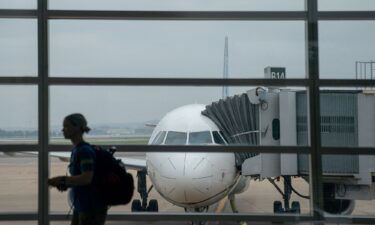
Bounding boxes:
188 131 212 145
152 131 166 145
212 131 226 144
165 131 187 145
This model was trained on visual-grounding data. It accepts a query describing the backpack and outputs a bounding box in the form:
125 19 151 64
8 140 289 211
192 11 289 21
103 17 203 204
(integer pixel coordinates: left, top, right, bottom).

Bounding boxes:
91 145 134 206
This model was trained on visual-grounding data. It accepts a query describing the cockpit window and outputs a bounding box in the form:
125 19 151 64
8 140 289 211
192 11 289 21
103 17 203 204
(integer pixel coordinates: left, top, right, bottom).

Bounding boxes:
189 131 212 145
165 131 187 145
152 131 166 145
213 131 226 144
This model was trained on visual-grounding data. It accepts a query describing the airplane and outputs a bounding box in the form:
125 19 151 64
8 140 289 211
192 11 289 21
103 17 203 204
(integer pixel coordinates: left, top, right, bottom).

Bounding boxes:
142 104 250 212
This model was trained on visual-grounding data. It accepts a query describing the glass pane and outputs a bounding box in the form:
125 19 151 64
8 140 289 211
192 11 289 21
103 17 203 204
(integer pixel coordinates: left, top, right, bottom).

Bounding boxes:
49 20 305 78
0 1 36 9
319 21 375 79
49 0 304 11
50 154 182 213
319 0 375 11
319 87 375 148
320 154 375 218
142 152 311 215
213 131 225 144
0 19 37 77
0 153 37 212
165 131 187 145
152 131 166 145
0 85 38 144
49 155 72 213
189 131 212 145
49 86 312 217
240 169 310 214
50 86 308 147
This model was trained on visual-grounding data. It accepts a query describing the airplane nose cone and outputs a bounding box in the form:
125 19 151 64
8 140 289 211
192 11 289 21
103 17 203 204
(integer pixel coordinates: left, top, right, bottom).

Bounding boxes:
147 152 237 208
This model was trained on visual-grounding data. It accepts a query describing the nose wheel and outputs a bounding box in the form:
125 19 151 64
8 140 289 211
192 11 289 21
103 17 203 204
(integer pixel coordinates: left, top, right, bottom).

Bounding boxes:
131 199 159 212
131 170 159 212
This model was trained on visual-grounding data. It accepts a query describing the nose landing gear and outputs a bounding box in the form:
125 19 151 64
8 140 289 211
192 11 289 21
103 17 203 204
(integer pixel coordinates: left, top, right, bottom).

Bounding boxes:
131 170 159 212
270 176 303 214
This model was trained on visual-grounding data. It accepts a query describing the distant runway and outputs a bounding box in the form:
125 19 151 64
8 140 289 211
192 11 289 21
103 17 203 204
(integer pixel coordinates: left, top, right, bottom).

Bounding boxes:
0 154 375 225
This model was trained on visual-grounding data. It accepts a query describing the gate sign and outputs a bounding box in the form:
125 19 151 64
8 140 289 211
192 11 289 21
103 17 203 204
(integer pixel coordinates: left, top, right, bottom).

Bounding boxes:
264 67 286 79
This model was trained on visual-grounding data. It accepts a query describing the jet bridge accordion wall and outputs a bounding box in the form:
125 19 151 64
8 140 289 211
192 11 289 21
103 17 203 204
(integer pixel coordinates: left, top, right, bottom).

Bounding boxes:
296 91 359 175
202 93 259 167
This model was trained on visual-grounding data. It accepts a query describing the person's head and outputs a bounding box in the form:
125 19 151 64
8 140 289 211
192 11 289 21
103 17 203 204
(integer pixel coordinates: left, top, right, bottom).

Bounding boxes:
62 113 90 140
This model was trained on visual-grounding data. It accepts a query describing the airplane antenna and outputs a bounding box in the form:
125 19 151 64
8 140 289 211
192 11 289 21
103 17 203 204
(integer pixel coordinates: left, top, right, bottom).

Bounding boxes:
222 36 229 99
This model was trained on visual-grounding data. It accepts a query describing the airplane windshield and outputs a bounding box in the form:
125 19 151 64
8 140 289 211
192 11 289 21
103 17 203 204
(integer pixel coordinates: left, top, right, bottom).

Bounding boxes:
152 131 166 145
164 131 187 145
188 131 212 145
213 131 226 144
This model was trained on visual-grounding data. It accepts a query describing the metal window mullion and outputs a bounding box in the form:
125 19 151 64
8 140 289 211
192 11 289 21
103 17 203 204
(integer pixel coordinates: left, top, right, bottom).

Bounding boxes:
45 144 375 154
37 0 49 225
46 77 309 86
0 77 39 84
0 213 38 220
319 79 375 87
3 213 375 224
0 9 37 18
47 10 307 20
321 147 375 155
49 213 313 222
306 0 324 220
319 11 375 20
47 144 311 154
325 215 375 224
0 145 39 152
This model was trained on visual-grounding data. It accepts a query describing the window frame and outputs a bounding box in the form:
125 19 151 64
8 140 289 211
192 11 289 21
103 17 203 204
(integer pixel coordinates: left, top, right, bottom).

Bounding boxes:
1 0 375 224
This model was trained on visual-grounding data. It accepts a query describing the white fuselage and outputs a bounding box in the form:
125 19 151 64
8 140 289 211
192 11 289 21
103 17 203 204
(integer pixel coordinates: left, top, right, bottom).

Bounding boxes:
146 104 239 208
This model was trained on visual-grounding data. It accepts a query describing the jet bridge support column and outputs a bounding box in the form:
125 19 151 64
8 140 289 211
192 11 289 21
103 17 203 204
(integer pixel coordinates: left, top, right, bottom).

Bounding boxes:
242 90 281 178
279 90 298 176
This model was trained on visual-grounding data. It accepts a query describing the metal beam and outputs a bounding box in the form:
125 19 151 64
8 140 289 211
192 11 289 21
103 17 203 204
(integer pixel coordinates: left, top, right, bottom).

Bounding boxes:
319 11 375 20
1 213 375 224
47 144 311 154
0 213 37 221
306 0 324 220
47 10 307 21
0 77 39 84
37 0 49 225
325 215 375 224
47 77 309 86
321 147 375 155
1 144 374 155
0 9 37 18
1 77 375 87
0 145 39 152
49 212 314 222
319 79 375 87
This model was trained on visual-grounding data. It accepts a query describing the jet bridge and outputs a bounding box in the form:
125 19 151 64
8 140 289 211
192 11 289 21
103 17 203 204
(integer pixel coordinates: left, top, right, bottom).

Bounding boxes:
202 88 299 177
201 93 259 167
203 87 375 209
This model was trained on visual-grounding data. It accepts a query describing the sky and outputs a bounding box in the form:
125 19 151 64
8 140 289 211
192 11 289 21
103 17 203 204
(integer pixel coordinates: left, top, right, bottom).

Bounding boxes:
0 1 374 129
